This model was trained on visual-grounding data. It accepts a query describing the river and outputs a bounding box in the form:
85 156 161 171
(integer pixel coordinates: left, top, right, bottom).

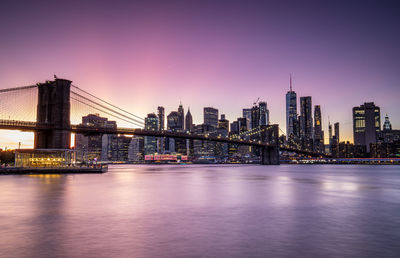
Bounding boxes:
0 165 399 257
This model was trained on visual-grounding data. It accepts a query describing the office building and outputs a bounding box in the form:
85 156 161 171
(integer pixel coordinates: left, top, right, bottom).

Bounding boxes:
128 136 144 162
144 113 158 155
251 105 260 129
178 102 184 130
299 96 313 139
75 114 116 161
259 101 269 126
242 108 252 130
204 107 218 129
157 106 165 131
218 114 229 131
334 122 339 143
313 105 324 152
353 102 380 152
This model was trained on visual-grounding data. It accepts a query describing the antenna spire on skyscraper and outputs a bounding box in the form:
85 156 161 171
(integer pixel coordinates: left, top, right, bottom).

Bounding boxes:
290 73 293 91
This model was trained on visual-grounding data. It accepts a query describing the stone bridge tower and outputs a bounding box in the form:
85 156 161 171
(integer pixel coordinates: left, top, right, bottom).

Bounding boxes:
34 78 71 149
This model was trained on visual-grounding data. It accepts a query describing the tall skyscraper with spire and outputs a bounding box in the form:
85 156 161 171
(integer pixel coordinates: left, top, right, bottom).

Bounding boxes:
286 74 297 139
185 108 193 132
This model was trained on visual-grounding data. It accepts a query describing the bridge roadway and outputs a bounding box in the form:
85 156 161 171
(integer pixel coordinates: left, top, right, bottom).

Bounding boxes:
0 119 325 157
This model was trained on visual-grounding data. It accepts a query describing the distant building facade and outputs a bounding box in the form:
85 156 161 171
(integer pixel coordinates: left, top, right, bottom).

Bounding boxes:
204 107 218 129
353 102 380 152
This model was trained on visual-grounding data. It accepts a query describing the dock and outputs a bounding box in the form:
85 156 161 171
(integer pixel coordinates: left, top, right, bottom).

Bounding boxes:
0 166 108 175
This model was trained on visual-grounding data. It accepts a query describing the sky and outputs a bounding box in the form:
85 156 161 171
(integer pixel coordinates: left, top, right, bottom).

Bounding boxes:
0 0 399 148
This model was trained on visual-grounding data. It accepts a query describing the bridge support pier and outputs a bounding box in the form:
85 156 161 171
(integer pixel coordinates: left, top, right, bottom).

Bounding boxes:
261 146 280 165
34 78 71 149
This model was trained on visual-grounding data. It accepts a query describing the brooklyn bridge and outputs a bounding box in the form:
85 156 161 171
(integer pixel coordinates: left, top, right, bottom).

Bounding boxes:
0 78 327 165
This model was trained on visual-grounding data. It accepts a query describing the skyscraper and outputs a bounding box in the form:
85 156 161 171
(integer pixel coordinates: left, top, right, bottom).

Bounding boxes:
242 108 252 130
259 101 269 126
334 122 340 143
157 106 165 131
157 106 165 153
204 107 218 129
178 102 184 130
144 113 158 155
299 96 313 139
167 111 180 130
251 105 260 129
313 105 324 152
185 108 193 132
286 75 297 139
353 102 381 152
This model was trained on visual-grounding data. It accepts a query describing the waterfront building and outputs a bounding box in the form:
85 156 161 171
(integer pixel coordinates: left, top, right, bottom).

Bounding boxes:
75 114 117 161
128 136 144 162
286 75 297 139
204 107 218 129
353 102 380 152
193 124 215 157
102 134 131 161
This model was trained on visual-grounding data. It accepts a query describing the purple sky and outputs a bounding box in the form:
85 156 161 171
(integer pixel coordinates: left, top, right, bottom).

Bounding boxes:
0 0 399 147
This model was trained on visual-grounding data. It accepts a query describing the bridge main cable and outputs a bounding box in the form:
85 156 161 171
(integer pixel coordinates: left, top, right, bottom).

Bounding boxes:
70 91 144 125
70 96 143 127
0 85 37 94
71 85 144 121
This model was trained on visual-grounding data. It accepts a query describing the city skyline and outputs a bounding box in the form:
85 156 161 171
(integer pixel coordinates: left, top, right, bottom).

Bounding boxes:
0 0 399 148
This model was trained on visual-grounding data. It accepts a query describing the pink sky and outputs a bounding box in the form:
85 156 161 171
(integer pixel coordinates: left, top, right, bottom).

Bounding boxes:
0 1 399 148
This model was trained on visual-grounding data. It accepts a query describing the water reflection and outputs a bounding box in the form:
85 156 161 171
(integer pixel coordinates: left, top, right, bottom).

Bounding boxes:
0 165 399 257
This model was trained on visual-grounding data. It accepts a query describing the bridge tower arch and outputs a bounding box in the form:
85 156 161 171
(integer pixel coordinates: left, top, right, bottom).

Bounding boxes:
34 78 71 149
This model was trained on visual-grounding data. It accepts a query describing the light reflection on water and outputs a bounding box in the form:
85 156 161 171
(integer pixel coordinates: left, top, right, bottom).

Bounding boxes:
0 165 399 258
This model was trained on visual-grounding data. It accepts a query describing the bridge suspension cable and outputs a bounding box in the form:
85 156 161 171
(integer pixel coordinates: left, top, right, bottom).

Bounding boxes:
71 85 144 121
0 85 37 94
70 91 143 125
70 95 143 127
0 84 37 122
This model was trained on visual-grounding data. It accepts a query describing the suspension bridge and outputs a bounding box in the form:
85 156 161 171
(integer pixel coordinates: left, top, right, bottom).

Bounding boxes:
0 78 327 165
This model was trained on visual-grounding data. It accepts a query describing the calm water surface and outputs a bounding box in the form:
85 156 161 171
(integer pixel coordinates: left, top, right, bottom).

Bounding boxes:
0 165 400 257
